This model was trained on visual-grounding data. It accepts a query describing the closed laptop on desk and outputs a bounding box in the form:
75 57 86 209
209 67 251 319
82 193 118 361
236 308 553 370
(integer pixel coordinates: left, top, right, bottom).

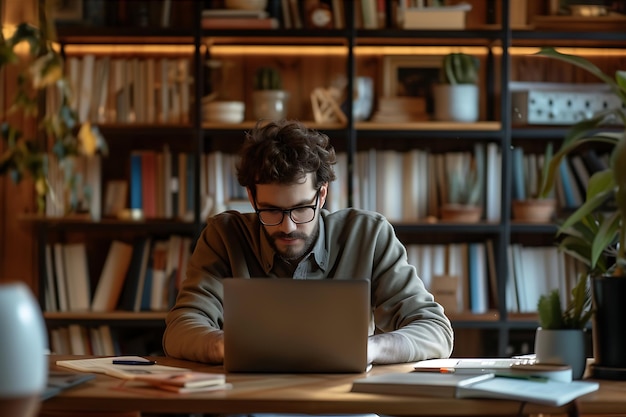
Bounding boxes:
223 278 370 373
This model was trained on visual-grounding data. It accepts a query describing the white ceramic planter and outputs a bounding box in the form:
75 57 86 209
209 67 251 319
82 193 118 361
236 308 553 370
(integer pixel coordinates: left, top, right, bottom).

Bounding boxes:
535 327 587 380
433 84 479 122
0 282 48 417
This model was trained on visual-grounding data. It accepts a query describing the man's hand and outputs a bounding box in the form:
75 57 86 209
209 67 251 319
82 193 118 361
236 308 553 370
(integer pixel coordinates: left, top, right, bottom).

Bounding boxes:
367 333 413 365
207 330 225 364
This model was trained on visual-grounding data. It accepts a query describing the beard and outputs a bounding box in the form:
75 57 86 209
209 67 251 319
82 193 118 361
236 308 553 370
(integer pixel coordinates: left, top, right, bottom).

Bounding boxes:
265 221 319 262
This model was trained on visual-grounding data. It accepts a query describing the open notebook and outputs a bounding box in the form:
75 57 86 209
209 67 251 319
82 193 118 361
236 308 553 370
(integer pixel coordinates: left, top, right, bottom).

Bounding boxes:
223 278 370 373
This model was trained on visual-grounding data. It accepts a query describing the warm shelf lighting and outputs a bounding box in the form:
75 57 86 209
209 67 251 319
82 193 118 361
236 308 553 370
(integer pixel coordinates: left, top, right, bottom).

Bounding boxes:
63 45 195 55
509 46 626 56
208 45 348 55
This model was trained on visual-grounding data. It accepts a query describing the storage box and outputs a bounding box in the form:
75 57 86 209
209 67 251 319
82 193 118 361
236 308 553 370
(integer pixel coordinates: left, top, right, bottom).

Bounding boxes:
510 82 622 125
401 4 471 30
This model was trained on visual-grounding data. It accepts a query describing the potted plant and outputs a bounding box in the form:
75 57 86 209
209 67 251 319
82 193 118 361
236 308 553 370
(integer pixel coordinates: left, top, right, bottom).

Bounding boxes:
251 66 289 121
440 144 484 222
433 52 479 122
511 142 557 223
535 274 593 380
538 47 626 380
0 0 107 215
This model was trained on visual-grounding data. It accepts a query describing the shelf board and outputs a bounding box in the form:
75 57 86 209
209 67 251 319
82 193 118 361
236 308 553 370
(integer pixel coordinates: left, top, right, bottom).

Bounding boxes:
56 26 194 44
358 121 500 131
448 311 500 323
20 215 198 234
44 311 167 326
393 222 502 234
510 223 558 234
202 120 346 131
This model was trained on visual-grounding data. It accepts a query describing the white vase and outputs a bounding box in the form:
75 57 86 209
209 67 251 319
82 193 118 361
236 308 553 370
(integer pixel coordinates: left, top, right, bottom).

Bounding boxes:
534 327 587 380
0 282 48 417
433 84 479 122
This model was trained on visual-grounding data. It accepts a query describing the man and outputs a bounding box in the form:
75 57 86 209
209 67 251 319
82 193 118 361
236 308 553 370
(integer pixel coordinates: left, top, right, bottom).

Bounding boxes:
163 119 453 364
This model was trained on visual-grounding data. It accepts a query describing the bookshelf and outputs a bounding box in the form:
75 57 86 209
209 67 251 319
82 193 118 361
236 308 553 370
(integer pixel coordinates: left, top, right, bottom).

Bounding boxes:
20 0 626 358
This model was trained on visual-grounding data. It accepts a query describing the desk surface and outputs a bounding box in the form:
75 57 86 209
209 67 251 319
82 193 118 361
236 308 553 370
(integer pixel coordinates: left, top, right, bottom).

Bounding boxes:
42 356 626 416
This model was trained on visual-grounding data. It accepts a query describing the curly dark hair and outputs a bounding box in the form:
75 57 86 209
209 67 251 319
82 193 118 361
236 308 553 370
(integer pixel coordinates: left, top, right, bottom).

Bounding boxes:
236 120 337 191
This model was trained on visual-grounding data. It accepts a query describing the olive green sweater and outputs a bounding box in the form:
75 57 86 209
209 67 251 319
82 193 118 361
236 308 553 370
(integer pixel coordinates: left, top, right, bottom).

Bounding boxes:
163 208 453 364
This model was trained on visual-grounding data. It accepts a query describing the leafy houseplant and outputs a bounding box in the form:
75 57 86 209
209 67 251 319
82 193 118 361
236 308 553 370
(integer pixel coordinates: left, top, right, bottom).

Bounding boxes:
433 53 480 122
252 66 289 121
537 47 626 379
537 275 592 331
535 274 592 380
0 0 106 214
440 53 479 85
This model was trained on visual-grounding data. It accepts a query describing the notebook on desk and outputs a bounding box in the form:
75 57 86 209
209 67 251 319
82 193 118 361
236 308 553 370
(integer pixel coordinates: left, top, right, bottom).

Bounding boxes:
223 278 370 373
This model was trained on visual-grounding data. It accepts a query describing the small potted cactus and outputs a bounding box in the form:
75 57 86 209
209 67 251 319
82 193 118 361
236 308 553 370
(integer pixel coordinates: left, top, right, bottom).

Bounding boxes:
433 53 480 122
252 66 289 121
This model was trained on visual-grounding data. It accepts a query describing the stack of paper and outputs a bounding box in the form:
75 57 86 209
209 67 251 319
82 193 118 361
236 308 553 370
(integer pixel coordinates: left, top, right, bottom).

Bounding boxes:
56 356 231 393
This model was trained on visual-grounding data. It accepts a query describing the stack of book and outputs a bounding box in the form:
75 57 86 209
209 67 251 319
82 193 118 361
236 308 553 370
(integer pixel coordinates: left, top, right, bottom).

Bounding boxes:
201 8 279 29
371 97 429 123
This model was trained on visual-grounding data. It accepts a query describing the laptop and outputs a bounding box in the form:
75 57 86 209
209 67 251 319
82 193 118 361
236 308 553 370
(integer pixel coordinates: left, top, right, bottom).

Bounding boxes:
413 356 537 374
223 278 370 373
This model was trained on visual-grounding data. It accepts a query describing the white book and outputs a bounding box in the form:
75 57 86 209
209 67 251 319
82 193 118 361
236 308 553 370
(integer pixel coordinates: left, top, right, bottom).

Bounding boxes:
485 143 501 221
56 356 188 379
63 243 91 312
402 150 420 222
91 240 134 312
352 372 599 407
418 245 433 291
53 243 69 311
78 54 95 123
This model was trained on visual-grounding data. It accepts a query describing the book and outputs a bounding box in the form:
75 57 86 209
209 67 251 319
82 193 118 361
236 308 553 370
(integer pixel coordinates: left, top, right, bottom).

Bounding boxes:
351 372 599 407
130 371 226 389
91 240 134 312
56 356 188 379
201 17 279 29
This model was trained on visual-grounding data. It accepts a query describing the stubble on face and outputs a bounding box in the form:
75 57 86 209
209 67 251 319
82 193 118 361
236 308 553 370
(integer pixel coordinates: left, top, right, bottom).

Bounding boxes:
264 221 319 262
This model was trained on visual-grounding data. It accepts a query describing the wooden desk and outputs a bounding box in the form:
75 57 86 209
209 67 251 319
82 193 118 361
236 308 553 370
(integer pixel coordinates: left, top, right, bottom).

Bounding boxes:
41 356 626 416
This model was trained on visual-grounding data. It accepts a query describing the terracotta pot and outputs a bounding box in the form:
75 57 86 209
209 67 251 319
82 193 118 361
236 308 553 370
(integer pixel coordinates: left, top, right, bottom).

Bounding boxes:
512 199 556 223
440 204 481 223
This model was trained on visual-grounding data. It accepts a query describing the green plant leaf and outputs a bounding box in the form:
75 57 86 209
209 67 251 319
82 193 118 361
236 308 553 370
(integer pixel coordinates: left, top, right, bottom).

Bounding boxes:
592 211 620 269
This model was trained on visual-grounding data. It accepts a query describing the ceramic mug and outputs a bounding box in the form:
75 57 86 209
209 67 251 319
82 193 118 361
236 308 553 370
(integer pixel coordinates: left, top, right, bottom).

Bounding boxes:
0 282 48 417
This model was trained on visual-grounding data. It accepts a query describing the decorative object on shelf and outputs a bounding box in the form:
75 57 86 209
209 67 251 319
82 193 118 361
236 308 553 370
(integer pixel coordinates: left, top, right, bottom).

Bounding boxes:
538 47 626 380
311 87 346 124
512 142 557 223
382 55 442 118
440 144 484 223
225 0 268 11
0 0 107 215
203 99 245 124
433 52 480 123
535 275 592 380
510 81 622 125
252 66 289 121
0 281 48 417
351 76 374 122
399 3 471 29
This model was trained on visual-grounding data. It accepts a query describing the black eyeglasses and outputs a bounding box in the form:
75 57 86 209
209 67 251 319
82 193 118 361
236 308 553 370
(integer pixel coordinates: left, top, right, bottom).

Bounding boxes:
254 190 320 226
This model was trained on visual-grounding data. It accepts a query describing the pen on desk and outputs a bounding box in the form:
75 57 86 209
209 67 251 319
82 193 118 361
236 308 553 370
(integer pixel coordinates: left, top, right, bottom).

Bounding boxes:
494 373 549 382
112 360 157 365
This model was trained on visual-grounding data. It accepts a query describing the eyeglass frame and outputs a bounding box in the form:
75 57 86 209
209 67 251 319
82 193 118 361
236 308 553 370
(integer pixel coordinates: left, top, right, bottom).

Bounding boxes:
253 189 320 226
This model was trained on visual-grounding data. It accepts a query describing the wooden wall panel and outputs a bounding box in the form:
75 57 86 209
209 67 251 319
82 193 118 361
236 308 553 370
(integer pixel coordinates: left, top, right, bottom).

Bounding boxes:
0 62 38 290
